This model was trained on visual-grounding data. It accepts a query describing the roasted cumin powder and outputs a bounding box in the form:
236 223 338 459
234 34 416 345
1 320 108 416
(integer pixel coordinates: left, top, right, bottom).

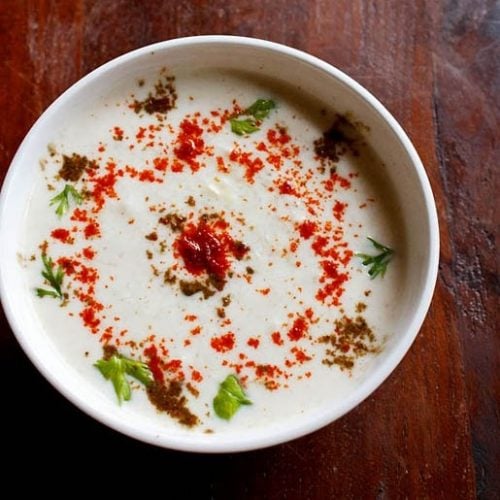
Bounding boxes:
318 315 378 370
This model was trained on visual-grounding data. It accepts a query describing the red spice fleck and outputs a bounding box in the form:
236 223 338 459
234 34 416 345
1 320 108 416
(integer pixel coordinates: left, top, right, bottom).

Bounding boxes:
171 159 184 172
324 173 351 191
216 156 229 173
80 307 100 333
190 326 201 335
229 149 264 184
125 165 138 178
89 162 122 211
247 337 260 349
184 314 197 322
51 228 73 244
100 327 113 343
144 345 164 383
290 240 298 252
321 260 345 281
267 128 291 145
315 260 350 306
266 154 282 170
191 370 203 382
271 331 284 346
113 127 124 141
291 346 312 363
278 181 298 197
311 235 329 257
257 288 270 295
82 247 95 260
139 169 157 182
333 200 347 221
298 221 317 239
84 221 101 239
210 333 236 353
340 248 353 266
136 127 146 140
287 317 308 341
165 359 182 372
57 257 77 275
153 157 168 172
71 208 88 222
175 220 246 278
173 119 205 172
74 264 99 285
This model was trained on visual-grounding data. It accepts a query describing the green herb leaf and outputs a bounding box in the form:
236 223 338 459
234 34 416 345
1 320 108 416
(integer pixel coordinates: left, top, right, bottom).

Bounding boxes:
245 98 276 120
95 352 153 404
213 374 251 420
122 357 154 386
35 288 60 299
50 184 83 217
356 237 394 279
229 98 276 136
230 118 260 136
36 253 64 299
95 356 131 403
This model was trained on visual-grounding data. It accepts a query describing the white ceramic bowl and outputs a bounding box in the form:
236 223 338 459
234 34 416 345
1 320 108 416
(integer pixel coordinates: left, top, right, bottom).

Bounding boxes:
0 36 439 452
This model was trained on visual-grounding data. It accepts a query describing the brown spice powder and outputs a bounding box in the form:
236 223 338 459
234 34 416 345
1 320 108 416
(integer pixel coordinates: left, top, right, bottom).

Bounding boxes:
145 231 158 241
164 268 177 284
314 114 358 165
59 153 92 182
159 212 186 232
179 279 215 299
146 380 198 427
318 315 378 370
133 75 177 115
355 302 367 313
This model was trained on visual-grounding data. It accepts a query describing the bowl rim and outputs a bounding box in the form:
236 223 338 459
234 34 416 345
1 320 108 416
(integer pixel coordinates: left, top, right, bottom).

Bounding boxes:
0 35 440 453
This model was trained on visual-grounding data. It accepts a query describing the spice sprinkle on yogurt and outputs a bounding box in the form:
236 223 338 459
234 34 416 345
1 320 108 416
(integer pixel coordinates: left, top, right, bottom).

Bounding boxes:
23 67 403 431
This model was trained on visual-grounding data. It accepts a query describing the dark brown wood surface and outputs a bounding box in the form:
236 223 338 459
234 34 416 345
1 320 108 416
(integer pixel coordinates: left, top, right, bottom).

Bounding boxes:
0 1 498 497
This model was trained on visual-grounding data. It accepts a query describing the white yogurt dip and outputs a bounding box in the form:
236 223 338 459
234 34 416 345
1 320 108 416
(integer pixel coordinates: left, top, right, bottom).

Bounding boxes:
21 68 405 433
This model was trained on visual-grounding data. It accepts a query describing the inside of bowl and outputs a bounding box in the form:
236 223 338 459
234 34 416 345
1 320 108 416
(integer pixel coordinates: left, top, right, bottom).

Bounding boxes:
0 38 437 451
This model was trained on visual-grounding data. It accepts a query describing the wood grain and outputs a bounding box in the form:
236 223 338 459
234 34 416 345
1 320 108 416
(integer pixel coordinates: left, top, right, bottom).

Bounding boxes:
0 1 498 497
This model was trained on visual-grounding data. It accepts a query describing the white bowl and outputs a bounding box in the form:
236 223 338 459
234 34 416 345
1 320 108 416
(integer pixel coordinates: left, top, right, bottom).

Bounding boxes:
0 36 439 452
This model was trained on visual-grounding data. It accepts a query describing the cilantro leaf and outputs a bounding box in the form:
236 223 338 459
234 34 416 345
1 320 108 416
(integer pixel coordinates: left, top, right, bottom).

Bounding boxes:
245 99 276 120
122 357 154 386
35 288 60 299
50 184 83 217
230 118 260 136
213 374 251 420
357 237 394 279
95 356 131 403
229 98 276 136
95 352 153 404
35 253 64 299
